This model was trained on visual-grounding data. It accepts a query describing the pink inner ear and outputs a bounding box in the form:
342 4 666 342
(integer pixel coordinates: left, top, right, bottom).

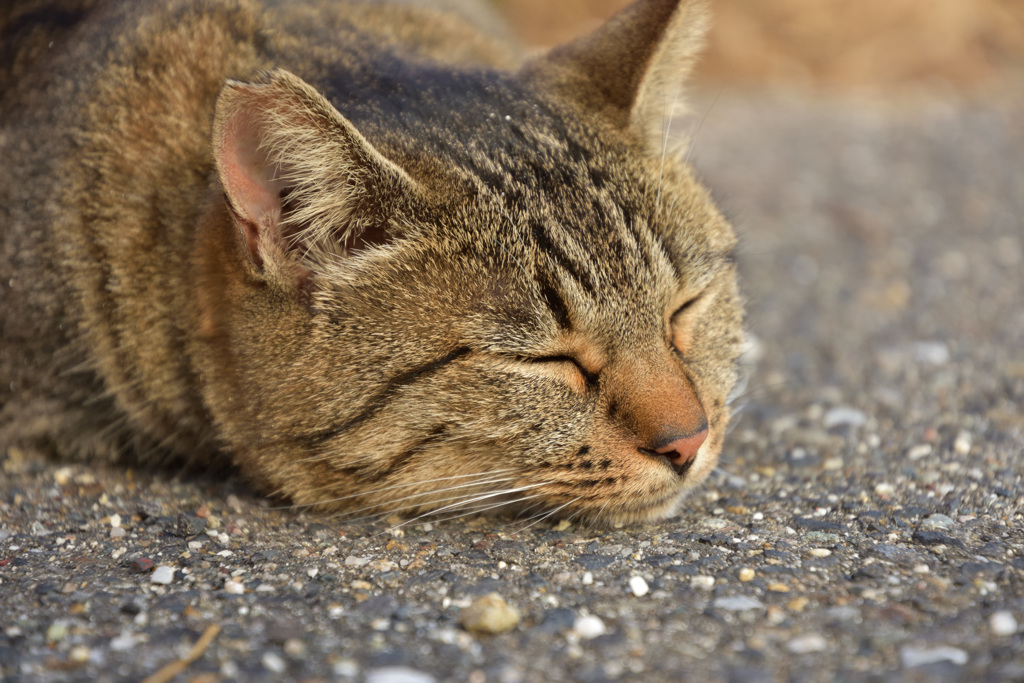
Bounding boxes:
217 107 287 261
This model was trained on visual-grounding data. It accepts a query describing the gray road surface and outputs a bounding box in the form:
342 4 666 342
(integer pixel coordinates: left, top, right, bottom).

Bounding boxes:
2 90 1023 682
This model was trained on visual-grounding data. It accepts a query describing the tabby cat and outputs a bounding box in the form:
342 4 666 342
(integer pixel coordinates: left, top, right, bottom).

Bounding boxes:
0 0 744 524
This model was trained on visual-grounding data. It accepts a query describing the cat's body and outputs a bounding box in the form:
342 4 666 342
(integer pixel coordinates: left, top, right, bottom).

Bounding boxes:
1 0 744 524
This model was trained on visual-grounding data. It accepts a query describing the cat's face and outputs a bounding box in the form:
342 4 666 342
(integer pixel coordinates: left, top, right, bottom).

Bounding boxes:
203 0 744 524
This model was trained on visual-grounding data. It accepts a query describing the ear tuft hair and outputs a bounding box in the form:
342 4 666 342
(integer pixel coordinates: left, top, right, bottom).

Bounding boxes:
523 0 710 155
212 69 419 286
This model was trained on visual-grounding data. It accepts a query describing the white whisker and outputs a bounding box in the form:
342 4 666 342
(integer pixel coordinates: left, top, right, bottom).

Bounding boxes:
511 496 582 534
684 88 722 167
274 468 518 510
321 474 521 518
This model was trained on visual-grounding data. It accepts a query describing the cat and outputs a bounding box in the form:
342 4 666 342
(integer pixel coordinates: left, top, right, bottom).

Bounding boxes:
0 0 744 525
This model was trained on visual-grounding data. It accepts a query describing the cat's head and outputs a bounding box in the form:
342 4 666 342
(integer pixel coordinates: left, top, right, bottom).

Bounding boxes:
199 0 743 525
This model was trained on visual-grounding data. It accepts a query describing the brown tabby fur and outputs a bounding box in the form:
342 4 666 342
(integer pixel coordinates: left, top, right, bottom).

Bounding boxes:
0 0 744 525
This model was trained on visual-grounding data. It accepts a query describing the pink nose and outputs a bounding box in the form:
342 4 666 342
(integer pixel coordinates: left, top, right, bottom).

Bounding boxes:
654 427 708 466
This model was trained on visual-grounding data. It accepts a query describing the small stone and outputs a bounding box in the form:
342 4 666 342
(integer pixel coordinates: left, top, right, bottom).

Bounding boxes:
900 645 968 668
46 621 68 642
874 482 896 497
690 576 715 590
712 596 765 611
738 568 755 582
628 576 649 597
224 578 245 594
150 565 174 585
262 651 287 673
787 633 827 654
110 527 126 539
365 667 437 683
914 341 950 365
767 583 790 593
989 611 1018 636
459 593 520 634
110 631 139 651
130 557 154 574
788 597 809 612
68 645 90 664
907 444 932 461
536 608 577 634
823 407 867 429
573 615 607 640
808 548 832 558
345 555 371 567
109 514 122 528
921 514 955 530
176 513 206 538
953 432 972 455
582 571 593 585
370 559 398 573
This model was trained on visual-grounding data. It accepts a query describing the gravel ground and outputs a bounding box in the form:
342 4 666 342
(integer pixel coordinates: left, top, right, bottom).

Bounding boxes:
2 91 1023 683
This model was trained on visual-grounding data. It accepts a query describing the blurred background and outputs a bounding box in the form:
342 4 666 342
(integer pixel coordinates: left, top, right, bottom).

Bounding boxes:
496 0 1024 91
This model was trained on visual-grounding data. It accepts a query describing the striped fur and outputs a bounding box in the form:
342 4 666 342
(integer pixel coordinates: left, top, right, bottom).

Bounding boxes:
0 0 744 524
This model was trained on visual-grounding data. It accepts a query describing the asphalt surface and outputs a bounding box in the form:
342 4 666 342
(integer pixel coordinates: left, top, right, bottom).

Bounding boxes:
2 90 1023 682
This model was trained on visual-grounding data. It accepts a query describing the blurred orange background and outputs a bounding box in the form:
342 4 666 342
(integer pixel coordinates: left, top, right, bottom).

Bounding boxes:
497 0 1024 90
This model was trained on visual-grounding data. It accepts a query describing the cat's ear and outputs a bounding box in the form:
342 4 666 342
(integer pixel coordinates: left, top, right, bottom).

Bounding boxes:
524 0 709 154
212 69 418 287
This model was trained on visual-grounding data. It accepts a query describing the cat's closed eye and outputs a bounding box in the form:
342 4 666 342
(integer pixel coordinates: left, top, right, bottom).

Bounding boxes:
513 354 599 392
670 291 710 356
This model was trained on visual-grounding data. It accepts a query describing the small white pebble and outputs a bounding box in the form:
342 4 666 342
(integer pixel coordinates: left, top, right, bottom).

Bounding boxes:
573 615 607 640
989 611 1018 636
150 565 174 585
690 575 715 590
823 407 867 429
953 432 972 455
365 667 437 683
787 633 827 654
900 645 968 668
808 548 832 558
68 645 91 663
628 576 649 597
581 571 593 586
110 527 126 539
738 568 755 582
907 444 932 461
262 651 287 674
109 514 122 528
223 578 245 594
914 341 950 365
874 482 896 496
307 567 319 579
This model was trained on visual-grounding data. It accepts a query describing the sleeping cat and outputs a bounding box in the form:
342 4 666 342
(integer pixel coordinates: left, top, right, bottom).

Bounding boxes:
0 0 744 524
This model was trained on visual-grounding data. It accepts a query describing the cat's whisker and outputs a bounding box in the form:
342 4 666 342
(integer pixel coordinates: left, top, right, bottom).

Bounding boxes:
330 478 545 526
389 491 552 531
276 468 518 507
386 482 550 525
684 88 722 167
510 496 582 534
655 86 684 218
376 485 554 534
309 474 521 517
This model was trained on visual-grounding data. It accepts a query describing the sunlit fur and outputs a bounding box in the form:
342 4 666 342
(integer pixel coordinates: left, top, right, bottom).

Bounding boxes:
0 0 744 525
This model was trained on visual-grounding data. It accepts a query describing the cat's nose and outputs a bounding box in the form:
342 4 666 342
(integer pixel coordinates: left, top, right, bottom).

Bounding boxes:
653 426 708 466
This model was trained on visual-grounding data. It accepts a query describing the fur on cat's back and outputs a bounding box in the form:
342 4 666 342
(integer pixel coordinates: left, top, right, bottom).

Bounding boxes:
0 0 744 525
